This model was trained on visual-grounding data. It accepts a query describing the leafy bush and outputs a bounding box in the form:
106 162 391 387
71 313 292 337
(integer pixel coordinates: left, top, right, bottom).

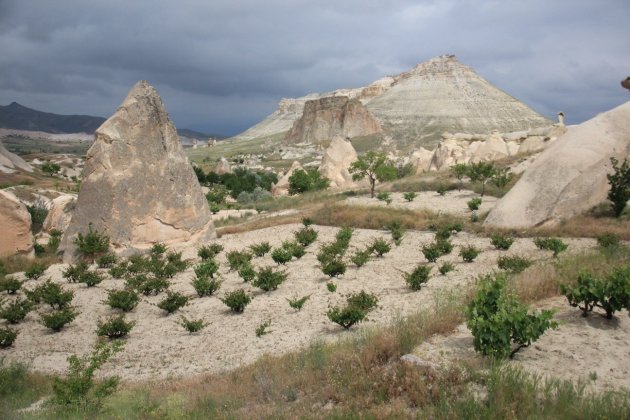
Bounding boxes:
96 315 135 339
369 238 391 257
435 227 451 241
467 162 496 197
403 192 417 202
597 233 620 249
460 245 480 263
288 169 330 195
271 247 293 265
0 327 18 348
26 200 48 233
192 275 222 296
42 160 61 176
295 227 318 247
48 229 63 251
105 289 139 312
198 243 224 260
63 262 88 283
326 282 337 293
226 250 253 271
467 197 482 211
0 276 22 294
287 295 310 311
317 243 344 265
221 289 252 312
109 263 127 279
467 274 557 358
255 320 272 337
252 267 287 291
376 191 392 205
490 234 514 250
335 226 354 250
436 184 448 196
436 239 454 255
322 258 347 278
249 242 271 257
0 298 32 323
34 243 46 257
607 157 630 217
157 291 189 314
403 265 431 290
164 252 189 275
422 243 441 263
181 316 206 333
41 307 79 331
238 262 256 282
439 262 455 275
32 280 74 309
194 260 219 279
79 270 104 287
561 268 630 319
498 256 532 274
24 263 46 280
534 238 568 257
73 223 110 261
385 220 405 246
327 291 378 329
136 277 170 296
236 186 272 204
302 217 313 227
451 163 469 190
351 249 370 267
96 253 117 268
346 291 379 311
150 243 167 256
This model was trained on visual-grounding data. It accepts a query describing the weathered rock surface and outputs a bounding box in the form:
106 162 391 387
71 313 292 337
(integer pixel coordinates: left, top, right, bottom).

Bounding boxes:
0 140 33 174
284 96 381 145
318 136 358 189
410 147 434 174
272 161 303 196
0 190 33 257
43 194 76 233
485 101 630 228
60 80 215 260
214 157 232 175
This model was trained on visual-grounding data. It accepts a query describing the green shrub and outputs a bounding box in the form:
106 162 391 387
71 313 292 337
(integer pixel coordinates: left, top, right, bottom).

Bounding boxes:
157 291 189 314
221 289 251 313
335 226 354 249
198 243 223 260
327 291 378 329
288 169 330 195
386 220 405 246
24 263 46 280
249 242 271 257
164 252 188 275
369 238 391 257
561 268 630 319
607 157 630 217
467 274 557 358
467 197 482 211
33 243 46 256
351 249 370 267
326 282 337 293
0 276 22 294
150 243 167 256
0 327 18 348
109 263 127 279
181 316 206 333
287 295 310 311
136 277 169 296
282 240 305 259
435 227 451 241
302 217 313 227
226 250 253 271
271 247 293 265
436 184 448 196
460 245 480 263
498 256 532 274
252 267 287 291
79 270 104 287
295 227 318 247
597 233 620 249
48 229 63 251
96 315 135 339
238 262 256 282
105 289 139 312
26 201 48 233
322 258 347 278
0 298 32 323
96 253 117 268
73 223 110 261
422 243 441 263
534 238 568 257
438 262 455 275
317 242 346 265
194 260 219 279
255 320 272 337
491 234 514 250
346 291 378 311
41 307 79 331
63 262 88 283
403 265 431 290
403 192 417 202
192 275 222 297
376 191 392 205
436 239 454 255
33 280 74 309
209 203 220 214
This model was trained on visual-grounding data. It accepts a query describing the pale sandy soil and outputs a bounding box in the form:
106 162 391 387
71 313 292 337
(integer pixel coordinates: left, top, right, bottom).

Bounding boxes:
344 190 498 216
413 297 630 393
2 225 595 382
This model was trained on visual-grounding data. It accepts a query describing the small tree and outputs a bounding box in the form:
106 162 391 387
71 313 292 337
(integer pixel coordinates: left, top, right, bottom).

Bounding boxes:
491 167 513 192
467 162 496 197
607 157 630 217
349 151 397 198
288 169 330 195
42 161 61 176
451 163 469 191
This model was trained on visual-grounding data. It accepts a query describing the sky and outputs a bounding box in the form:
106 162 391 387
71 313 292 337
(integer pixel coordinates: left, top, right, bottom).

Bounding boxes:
0 0 628 136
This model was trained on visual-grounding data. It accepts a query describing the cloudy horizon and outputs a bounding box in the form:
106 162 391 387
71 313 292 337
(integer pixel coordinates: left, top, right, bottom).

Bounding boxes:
0 0 628 136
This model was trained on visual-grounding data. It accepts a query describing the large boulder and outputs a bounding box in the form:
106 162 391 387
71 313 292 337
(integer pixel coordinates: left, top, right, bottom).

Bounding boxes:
485 101 630 228
272 161 303 196
410 147 434 174
59 81 215 260
214 157 232 175
0 140 33 174
470 131 510 162
43 194 76 233
0 190 33 257
318 136 358 189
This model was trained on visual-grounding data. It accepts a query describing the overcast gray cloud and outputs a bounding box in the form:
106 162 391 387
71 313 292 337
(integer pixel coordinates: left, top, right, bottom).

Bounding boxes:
0 0 628 135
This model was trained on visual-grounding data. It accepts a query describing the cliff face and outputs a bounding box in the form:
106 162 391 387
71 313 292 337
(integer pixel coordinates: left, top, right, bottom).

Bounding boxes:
284 96 382 145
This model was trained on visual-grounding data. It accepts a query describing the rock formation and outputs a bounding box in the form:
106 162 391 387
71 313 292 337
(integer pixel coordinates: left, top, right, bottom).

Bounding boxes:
43 194 76 233
285 96 382 145
318 136 358 189
59 81 215 260
214 157 232 175
0 190 33 257
272 160 303 196
484 101 630 228
410 147 434 174
0 140 33 174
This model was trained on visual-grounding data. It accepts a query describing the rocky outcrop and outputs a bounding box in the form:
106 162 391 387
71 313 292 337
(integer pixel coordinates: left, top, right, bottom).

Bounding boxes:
272 161 303 196
410 147 434 174
284 96 382 145
214 157 232 175
318 136 358 189
0 140 33 174
484 101 630 228
43 194 76 233
60 81 215 260
0 190 33 257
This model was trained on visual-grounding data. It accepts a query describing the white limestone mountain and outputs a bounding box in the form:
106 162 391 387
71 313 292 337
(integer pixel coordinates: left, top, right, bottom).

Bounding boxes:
231 55 552 149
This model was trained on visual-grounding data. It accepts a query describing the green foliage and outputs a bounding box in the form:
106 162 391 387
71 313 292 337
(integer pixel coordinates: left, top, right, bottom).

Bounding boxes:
0 298 32 323
221 289 251 313
607 157 630 217
226 250 252 271
335 226 354 249
96 315 135 339
351 249 370 267
490 234 514 250
236 186 272 204
438 262 455 275
96 253 117 268
302 217 313 227
287 294 310 311
467 274 557 358
252 267 287 291
491 167 513 191
403 265 431 290
209 203 220 214
191 275 222 296
31 280 74 309
322 258 347 278
41 307 79 331
150 242 167 256
52 340 123 406
460 245 480 263
48 229 63 251
79 270 104 287
194 260 219 279
108 263 127 279
436 184 448 196
271 247 293 265
205 185 229 205
181 316 206 333
288 169 330 195
436 239 454 255
498 255 532 274
435 227 451 240
198 243 223 260
73 223 110 262
467 197 482 211
295 227 318 247
326 282 337 292
249 242 271 257
349 151 397 197
385 220 405 246
41 160 61 176
403 191 417 202
33 243 46 256
24 263 46 279
376 191 392 205
422 243 441 263
105 289 139 312
466 162 496 197
237 262 256 282
451 163 469 190
561 268 630 319
26 201 48 233
0 276 22 294
201 167 278 199
534 237 568 257
255 320 272 337
136 276 170 296
157 291 189 314
597 233 620 249
0 327 18 348
346 291 379 311
327 290 378 329
369 238 391 257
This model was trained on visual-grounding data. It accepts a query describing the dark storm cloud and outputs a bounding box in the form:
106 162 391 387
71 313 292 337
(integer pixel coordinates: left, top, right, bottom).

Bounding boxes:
0 0 628 135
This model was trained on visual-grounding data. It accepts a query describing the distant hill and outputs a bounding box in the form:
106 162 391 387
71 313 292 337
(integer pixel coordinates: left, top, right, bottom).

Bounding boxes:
177 128 227 141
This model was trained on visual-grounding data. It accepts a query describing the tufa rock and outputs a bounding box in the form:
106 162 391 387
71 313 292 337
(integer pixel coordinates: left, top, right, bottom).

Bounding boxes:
43 194 76 233
60 81 215 260
318 135 358 189
0 140 33 174
214 157 232 175
0 190 33 257
485 101 630 228
410 147 434 174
